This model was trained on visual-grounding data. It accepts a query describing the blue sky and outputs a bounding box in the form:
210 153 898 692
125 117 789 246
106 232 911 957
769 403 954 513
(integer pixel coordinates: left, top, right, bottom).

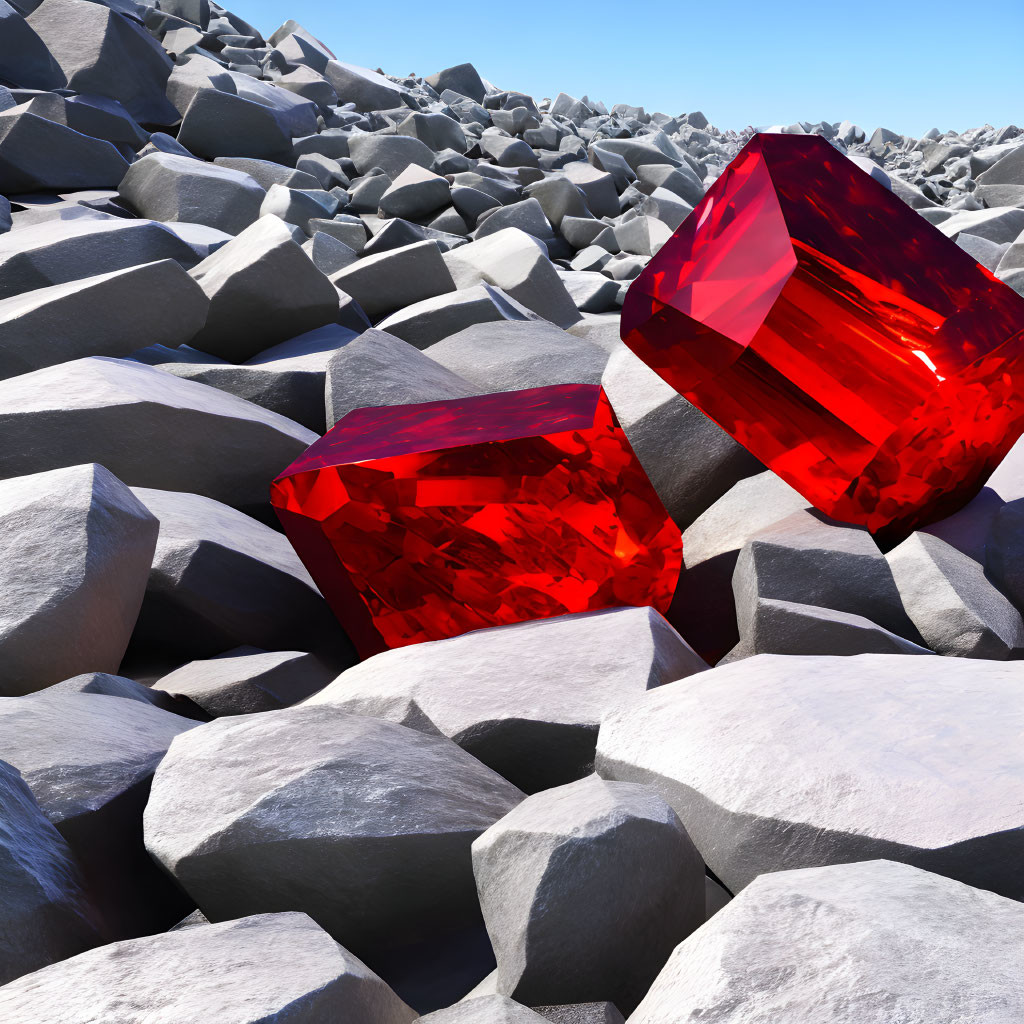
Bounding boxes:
234 0 1023 137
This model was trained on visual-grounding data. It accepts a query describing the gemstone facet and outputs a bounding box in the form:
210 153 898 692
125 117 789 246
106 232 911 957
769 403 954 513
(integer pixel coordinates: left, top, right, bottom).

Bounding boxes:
271 384 682 657
621 132 1024 545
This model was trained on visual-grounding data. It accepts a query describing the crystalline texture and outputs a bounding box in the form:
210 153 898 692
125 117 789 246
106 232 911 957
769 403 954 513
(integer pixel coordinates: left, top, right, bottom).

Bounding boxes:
271 384 681 657
621 132 1024 545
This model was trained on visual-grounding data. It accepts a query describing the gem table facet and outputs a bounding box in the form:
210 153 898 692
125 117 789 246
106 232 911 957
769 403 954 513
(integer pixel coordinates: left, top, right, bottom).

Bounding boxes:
621 132 1024 545
271 384 682 658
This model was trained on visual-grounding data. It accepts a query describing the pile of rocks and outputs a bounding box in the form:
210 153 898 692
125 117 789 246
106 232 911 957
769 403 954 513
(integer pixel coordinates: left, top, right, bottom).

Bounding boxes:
1 0 1024 1020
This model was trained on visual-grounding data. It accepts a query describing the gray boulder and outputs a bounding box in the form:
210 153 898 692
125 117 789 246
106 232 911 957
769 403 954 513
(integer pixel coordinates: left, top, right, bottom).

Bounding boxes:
259 183 338 232
985 497 1024 612
533 1005 624 1024
426 64 486 103
307 607 706 792
0 689 196 937
601 346 761 529
887 531 1024 658
0 105 129 193
46 671 204 719
0 0 65 90
188 216 340 361
119 153 265 235
0 218 205 300
144 707 523 959
444 229 581 327
397 112 468 155
424 996 548 1023
0 912 417 1024
473 775 704 1013
177 89 295 161
154 647 335 716
0 759 100 985
0 464 156 697
379 165 451 220
0 357 315 517
27 0 178 124
331 239 456 321
630 860 1024 1024
125 487 352 672
325 327 477 428
324 61 407 112
348 131 434 177
0 261 209 380
597 653 1024 900
213 156 322 192
376 284 537 350
302 231 358 276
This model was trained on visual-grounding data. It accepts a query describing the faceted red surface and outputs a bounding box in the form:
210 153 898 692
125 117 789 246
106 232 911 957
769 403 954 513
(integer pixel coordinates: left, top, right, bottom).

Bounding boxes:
271 384 682 658
621 132 1024 545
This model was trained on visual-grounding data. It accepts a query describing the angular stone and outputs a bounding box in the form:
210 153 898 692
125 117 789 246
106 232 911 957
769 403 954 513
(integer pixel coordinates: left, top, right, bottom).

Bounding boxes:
145 708 523 959
630 861 1024 1024
426 63 487 104
425 321 607 392
375 283 536 350
0 0 65 90
0 912 417 1024
126 487 352 672
475 198 553 244
303 231 358 276
621 133 1024 545
27 0 178 124
379 165 451 220
119 153 265 235
0 218 204 300
601 345 761 530
177 89 295 161
47 671 204 719
0 689 196 937
324 328 477 428
0 260 208 381
307 607 706 793
154 647 335 716
0 759 100 985
0 105 129 193
0 357 315 517
886 531 1024 658
272 385 682 657
0 464 156 697
473 775 704 1012
397 112 469 155
443 228 581 327
214 155 322 192
330 239 456 321
597 653 1024 899
324 61 406 112
188 216 340 360
424 996 547 1023
259 182 338 232
533 1005 624 1024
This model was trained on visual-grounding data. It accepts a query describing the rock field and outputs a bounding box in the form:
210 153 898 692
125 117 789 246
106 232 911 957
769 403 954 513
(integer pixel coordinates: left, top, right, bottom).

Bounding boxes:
1 0 1024 1020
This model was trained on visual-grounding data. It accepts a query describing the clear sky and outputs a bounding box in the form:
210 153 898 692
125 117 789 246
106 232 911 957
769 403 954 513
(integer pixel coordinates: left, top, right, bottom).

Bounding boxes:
233 0 1023 138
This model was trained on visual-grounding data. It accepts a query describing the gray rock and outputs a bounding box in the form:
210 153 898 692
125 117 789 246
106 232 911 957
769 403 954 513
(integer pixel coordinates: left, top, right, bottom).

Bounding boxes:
46 671 204 720
154 647 335 716
479 131 539 169
0 759 100 985
426 64 486 104
425 320 606 393
704 876 731 920
308 215 367 252
597 653 1024 900
475 198 553 245
398 112 469 155
363 216 467 257
562 162 619 218
523 177 589 228
0 464 156 697
379 165 451 220
331 239 456 321
985 498 1024 612
0 912 417 1024
277 65 338 108
0 218 205 300
938 206 1024 245
119 153 266 235
376 284 537 350
533 1005 624 1024
213 156 322 192
27 0 177 124
0 0 65 90
601 346 761 530
0 689 195 937
348 133 436 180
325 61 406 112
444 229 581 327
307 608 706 793
0 356 314 515
887 531 1024 658
473 775 703 1013
259 182 337 232
177 88 295 161
556 270 620 314
144 707 523 960
976 144 1024 186
955 231 1007 272
0 196 8 235
302 231 358 276
325 327 476 427
126 487 352 671
424 996 547 1023
0 260 208 380
188 215 340 360
0 105 129 193
451 186 502 228
635 163 704 207
630 860 1024 1024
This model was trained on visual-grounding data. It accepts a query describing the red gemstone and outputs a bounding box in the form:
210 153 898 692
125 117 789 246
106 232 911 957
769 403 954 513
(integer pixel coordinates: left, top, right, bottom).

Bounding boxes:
621 132 1024 545
271 384 682 657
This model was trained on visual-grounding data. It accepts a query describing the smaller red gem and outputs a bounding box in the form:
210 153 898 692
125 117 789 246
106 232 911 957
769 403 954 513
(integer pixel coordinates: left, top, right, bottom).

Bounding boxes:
271 384 682 658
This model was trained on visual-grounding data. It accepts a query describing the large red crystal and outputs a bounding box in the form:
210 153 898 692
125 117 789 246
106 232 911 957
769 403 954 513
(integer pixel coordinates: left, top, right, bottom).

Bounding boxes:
271 384 682 657
621 132 1024 544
